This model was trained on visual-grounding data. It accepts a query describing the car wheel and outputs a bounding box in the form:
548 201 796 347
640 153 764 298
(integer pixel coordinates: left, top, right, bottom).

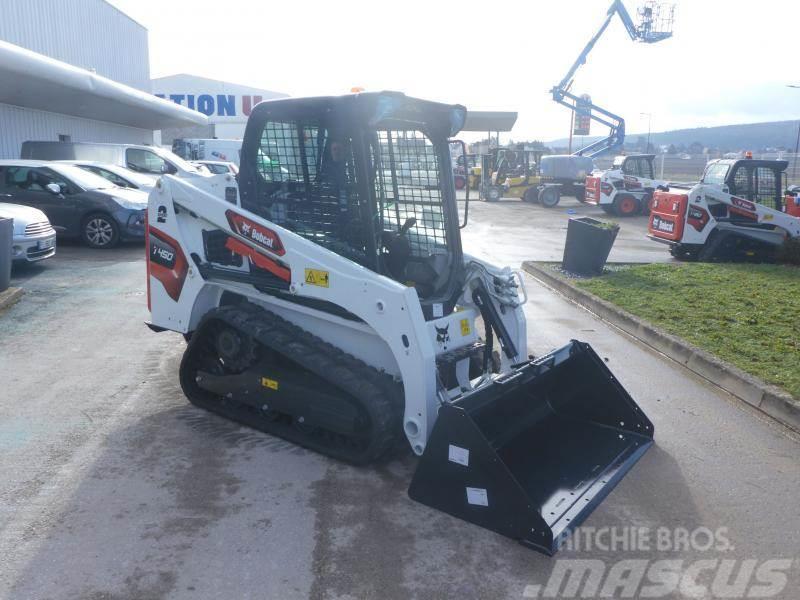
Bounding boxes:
613 194 639 217
82 213 120 249
574 187 586 203
540 187 560 208
600 204 615 214
522 187 539 203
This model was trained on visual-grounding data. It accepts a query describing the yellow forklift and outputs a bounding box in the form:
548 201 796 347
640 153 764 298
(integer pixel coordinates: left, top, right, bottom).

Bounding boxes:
482 148 562 206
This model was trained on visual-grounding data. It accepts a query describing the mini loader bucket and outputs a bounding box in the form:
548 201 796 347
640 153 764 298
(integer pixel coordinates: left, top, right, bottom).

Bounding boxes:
409 340 653 555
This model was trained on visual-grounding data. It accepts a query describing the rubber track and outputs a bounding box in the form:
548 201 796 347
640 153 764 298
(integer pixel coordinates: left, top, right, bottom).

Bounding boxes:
180 303 405 465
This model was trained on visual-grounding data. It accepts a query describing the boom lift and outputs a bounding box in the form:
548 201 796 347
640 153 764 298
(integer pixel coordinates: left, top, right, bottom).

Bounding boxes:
146 92 654 554
648 156 800 260
551 0 674 157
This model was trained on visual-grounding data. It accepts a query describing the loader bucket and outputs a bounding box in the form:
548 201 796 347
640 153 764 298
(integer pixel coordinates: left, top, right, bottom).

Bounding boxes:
408 340 653 555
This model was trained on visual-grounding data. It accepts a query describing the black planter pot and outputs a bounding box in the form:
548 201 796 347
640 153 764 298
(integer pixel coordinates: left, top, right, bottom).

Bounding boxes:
561 217 619 275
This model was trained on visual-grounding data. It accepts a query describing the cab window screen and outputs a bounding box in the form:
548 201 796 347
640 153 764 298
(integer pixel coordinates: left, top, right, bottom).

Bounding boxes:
372 130 447 257
732 167 751 199
251 119 370 266
754 167 779 210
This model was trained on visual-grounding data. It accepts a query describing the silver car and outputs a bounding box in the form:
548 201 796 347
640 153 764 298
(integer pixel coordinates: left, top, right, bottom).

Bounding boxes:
0 202 56 263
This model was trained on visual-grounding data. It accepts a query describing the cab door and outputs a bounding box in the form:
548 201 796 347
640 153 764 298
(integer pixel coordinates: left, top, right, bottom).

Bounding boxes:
752 166 781 211
35 168 80 234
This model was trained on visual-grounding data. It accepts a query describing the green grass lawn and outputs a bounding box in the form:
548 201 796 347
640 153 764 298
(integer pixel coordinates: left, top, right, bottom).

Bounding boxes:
575 263 800 398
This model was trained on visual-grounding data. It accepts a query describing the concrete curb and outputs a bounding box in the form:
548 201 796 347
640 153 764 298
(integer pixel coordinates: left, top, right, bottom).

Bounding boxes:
0 287 23 312
522 261 800 433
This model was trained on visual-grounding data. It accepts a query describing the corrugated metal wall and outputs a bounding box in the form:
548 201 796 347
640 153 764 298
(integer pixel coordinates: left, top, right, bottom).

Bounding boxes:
0 0 150 91
0 103 153 159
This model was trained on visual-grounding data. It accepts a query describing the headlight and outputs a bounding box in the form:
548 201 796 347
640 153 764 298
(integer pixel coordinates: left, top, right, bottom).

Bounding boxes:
127 211 146 227
114 197 147 210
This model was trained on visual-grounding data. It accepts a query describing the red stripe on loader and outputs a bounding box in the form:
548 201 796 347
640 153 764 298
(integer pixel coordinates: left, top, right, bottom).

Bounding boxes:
225 237 292 282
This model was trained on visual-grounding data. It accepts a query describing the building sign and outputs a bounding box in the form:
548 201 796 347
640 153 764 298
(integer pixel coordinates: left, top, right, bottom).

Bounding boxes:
154 93 265 119
573 94 592 136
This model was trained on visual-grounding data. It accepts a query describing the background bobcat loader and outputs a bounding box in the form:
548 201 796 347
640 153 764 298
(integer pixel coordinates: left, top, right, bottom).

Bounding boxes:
146 91 654 555
585 154 667 216
648 156 800 261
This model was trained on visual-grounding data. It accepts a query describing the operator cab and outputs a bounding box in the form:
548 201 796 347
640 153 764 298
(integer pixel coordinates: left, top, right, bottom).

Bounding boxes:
702 158 789 214
613 154 655 179
237 92 467 317
494 149 542 181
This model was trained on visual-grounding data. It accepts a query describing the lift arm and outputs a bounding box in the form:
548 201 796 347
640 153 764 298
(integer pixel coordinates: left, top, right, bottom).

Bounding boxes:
551 0 673 157
554 0 640 97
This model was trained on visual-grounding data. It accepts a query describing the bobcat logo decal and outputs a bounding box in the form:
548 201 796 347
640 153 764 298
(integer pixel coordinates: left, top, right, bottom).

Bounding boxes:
435 324 450 345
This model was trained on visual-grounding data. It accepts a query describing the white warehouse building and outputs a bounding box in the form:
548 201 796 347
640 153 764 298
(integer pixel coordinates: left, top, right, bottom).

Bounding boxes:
0 0 205 159
152 74 288 143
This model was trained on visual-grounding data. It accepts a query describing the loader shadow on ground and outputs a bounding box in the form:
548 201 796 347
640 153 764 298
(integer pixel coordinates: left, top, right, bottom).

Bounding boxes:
10 390 709 600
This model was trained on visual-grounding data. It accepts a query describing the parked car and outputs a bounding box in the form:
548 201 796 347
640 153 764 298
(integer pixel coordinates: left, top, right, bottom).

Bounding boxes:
0 160 148 249
20 141 207 179
58 161 158 193
0 203 56 263
192 160 239 175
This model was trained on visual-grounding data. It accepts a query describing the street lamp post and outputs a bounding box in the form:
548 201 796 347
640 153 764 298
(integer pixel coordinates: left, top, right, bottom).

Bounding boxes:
788 85 800 186
640 112 652 152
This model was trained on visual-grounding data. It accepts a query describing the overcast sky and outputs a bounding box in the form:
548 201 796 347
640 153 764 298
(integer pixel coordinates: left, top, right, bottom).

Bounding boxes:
110 0 800 141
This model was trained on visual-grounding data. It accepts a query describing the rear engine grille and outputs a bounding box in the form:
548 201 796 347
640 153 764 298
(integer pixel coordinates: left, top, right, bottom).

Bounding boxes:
25 221 54 236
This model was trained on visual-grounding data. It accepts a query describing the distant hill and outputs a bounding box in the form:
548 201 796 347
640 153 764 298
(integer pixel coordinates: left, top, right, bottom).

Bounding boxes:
545 120 800 153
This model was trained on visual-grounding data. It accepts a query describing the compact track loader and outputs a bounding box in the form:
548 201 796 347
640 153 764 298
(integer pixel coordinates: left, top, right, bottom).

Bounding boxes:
146 92 653 554
648 156 800 261
585 154 668 216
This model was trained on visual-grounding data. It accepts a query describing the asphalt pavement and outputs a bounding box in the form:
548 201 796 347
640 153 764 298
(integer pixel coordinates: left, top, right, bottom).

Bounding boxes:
0 208 798 599
458 191 670 265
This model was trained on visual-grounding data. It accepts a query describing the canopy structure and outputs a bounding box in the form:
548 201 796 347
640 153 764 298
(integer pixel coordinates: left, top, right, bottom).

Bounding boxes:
0 40 207 130
462 111 518 133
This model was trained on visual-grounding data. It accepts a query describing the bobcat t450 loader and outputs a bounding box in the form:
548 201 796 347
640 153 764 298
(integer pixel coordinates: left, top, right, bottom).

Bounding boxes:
146 92 653 555
648 156 800 261
585 154 668 217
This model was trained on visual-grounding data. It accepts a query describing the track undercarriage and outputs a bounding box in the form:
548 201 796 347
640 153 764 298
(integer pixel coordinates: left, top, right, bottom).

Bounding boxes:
180 303 405 464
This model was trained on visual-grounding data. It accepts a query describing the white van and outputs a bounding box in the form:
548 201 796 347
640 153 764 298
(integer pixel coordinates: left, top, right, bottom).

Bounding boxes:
20 141 207 178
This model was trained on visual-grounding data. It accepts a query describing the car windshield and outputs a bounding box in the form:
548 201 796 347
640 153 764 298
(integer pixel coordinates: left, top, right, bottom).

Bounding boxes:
51 164 119 190
106 166 154 186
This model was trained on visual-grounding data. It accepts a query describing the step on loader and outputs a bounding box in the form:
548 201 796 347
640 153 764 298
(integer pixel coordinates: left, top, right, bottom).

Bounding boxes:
146 91 654 555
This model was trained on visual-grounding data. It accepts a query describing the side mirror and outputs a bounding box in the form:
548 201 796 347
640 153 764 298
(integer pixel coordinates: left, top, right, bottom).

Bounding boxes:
46 183 61 195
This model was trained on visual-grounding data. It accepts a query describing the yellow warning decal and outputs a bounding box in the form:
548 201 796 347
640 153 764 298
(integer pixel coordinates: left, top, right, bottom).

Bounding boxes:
261 377 279 391
304 268 330 288
460 318 471 336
